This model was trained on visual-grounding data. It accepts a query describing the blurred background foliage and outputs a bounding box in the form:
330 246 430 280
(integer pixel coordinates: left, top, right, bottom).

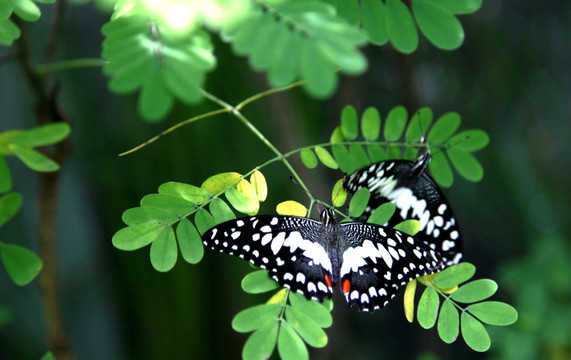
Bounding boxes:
0 0 569 359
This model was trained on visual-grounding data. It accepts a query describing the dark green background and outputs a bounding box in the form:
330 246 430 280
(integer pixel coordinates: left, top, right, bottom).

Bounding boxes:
0 1 569 359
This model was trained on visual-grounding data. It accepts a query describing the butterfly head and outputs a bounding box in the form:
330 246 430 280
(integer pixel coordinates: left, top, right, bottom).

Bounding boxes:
319 208 337 227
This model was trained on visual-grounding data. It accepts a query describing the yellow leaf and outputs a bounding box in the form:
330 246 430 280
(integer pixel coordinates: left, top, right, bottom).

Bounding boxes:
250 170 268 202
201 172 241 194
267 288 288 305
404 279 417 323
331 179 347 207
276 201 308 217
237 179 259 215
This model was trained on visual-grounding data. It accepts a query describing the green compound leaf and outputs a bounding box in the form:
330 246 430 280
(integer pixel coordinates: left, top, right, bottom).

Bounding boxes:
418 286 439 329
384 105 408 141
289 292 332 328
140 194 196 215
406 107 433 142
428 112 461 144
450 279 498 303
158 182 211 205
225 187 256 215
461 312 490 352
331 144 351 173
242 270 280 294
300 148 318 169
10 123 70 147
0 192 22 228
122 207 180 226
102 15 215 121
467 301 518 326
432 262 476 289
278 321 308 360
0 0 55 46
285 306 328 348
232 303 283 333
112 223 167 250
361 0 388 45
224 0 366 98
201 172 242 195
8 145 59 172
412 0 464 51
447 148 484 182
438 299 459 343
250 171 268 202
341 106 359 140
243 320 279 360
314 146 339 170
0 243 43 286
385 0 418 54
428 150 453 188
367 202 396 226
361 106 381 141
209 197 236 223
448 129 489 152
194 208 216 235
176 218 204 264
330 126 345 144
348 144 370 172
393 219 421 236
150 225 177 272
348 187 370 218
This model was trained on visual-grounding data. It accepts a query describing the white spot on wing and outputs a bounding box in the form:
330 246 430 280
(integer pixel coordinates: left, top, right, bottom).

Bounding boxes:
270 232 286 255
284 273 293 281
296 273 306 283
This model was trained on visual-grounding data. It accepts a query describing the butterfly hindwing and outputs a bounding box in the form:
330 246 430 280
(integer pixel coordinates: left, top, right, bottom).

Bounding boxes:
338 223 444 312
344 160 463 266
202 215 335 301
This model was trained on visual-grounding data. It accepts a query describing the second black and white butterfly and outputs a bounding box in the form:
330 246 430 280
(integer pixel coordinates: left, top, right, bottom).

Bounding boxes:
202 209 444 312
343 153 463 266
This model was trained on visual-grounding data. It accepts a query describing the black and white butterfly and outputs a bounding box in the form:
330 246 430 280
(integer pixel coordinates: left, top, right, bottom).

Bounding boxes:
343 153 463 267
202 209 444 312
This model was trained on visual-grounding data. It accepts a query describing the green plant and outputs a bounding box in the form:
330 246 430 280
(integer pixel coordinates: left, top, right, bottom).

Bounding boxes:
113 101 516 357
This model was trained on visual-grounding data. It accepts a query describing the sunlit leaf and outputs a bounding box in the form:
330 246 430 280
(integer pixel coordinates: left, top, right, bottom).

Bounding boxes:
122 207 180 226
276 201 307 217
209 198 236 223
250 170 268 202
112 223 166 250
300 148 318 169
348 187 370 218
237 179 260 215
331 179 347 207
226 187 257 215
289 292 332 328
202 172 242 195
314 146 339 170
158 182 211 205
404 279 417 323
367 202 396 226
393 220 421 236
140 194 196 215
194 208 217 235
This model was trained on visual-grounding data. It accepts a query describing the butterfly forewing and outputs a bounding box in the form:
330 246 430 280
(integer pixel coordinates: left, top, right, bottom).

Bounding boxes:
338 223 444 312
202 215 335 301
344 160 463 266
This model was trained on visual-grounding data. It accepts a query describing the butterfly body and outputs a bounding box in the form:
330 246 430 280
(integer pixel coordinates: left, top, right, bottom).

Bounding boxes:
343 156 463 266
202 209 444 312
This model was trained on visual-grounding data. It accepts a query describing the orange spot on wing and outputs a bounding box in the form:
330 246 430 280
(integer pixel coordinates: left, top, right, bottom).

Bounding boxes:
342 279 351 293
324 274 333 288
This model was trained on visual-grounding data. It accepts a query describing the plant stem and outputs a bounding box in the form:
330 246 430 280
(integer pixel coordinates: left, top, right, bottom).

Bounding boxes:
14 15 75 360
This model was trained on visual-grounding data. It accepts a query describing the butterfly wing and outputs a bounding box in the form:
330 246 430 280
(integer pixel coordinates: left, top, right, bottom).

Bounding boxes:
338 223 444 312
202 215 335 302
344 160 463 266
